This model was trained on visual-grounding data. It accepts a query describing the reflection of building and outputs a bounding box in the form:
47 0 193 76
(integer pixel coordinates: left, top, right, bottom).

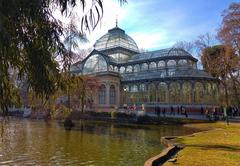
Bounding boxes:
71 25 219 111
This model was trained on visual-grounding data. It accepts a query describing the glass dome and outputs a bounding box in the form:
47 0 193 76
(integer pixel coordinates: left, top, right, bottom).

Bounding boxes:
93 27 139 53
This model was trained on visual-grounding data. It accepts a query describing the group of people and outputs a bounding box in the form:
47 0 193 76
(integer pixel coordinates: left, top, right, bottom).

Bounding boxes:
202 106 240 124
154 105 188 117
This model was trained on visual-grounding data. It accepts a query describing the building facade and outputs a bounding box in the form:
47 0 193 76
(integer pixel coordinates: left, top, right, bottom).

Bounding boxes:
71 25 219 111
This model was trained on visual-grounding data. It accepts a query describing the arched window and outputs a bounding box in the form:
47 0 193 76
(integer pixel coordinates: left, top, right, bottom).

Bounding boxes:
83 54 108 74
133 64 140 72
99 84 106 104
149 62 157 69
139 84 147 103
194 82 204 103
169 82 181 103
110 85 116 105
167 60 176 67
148 83 156 102
141 63 148 71
130 85 139 103
178 59 188 67
126 66 133 73
120 66 125 73
182 82 192 104
131 85 138 92
157 82 167 102
114 66 118 72
139 84 146 91
158 61 165 68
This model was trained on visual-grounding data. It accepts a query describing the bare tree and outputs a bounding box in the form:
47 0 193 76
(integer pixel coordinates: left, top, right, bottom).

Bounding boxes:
173 41 195 54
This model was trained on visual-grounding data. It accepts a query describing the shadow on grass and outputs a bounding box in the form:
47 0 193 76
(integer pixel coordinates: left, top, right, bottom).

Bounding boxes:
186 144 240 152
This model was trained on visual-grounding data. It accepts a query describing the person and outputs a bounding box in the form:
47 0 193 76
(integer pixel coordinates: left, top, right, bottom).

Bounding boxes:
212 107 218 121
141 104 145 113
163 107 166 117
177 106 180 115
201 107 204 115
180 105 183 114
223 106 229 125
156 106 161 118
170 106 175 115
183 107 188 118
205 108 212 121
154 105 158 116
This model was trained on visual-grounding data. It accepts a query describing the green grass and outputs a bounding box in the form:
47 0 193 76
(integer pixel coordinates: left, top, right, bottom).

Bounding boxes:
164 122 240 166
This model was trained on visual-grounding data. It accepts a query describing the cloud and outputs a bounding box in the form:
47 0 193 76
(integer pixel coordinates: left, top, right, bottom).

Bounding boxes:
53 0 234 52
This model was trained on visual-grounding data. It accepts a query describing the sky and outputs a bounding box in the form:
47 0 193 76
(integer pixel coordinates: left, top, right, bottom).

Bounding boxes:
55 0 237 51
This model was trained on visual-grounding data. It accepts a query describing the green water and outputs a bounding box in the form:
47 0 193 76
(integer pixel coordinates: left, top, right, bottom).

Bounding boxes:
0 119 196 166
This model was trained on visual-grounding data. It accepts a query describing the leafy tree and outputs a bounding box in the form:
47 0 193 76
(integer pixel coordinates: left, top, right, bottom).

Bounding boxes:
0 0 126 115
218 2 240 55
201 45 239 106
217 2 240 106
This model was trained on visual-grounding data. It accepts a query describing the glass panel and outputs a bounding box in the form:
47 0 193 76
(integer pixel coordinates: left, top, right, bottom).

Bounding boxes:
83 54 108 74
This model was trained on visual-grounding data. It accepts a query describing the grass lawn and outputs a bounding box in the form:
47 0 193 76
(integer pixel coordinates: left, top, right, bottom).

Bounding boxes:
164 122 240 166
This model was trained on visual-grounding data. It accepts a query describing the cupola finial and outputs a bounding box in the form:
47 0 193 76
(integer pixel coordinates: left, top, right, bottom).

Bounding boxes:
116 15 118 27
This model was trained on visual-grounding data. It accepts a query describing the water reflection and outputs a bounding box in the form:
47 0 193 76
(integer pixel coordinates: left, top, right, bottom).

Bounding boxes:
0 119 196 166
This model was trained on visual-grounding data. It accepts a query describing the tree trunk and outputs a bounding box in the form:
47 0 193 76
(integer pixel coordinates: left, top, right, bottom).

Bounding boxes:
222 81 229 106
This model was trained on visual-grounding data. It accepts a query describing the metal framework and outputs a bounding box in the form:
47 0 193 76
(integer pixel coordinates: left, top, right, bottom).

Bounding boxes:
71 26 219 107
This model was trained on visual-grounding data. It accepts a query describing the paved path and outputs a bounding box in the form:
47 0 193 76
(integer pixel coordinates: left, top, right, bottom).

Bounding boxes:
147 112 240 123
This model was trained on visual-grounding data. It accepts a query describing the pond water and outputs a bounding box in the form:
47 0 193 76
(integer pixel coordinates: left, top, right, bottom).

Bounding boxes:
0 119 197 166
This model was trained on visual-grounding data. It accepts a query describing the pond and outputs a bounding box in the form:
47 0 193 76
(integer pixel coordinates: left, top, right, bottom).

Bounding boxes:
0 119 197 166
